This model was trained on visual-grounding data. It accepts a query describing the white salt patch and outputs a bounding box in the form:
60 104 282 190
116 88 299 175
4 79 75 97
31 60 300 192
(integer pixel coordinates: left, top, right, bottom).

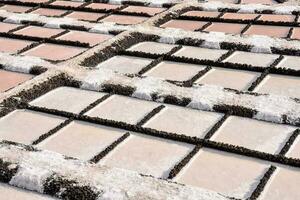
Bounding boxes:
44 17 76 29
158 34 179 44
149 0 180 7
246 35 274 53
0 10 89 31
141 26 300 54
157 28 187 44
2 9 300 53
188 85 227 111
81 69 115 91
3 12 40 24
89 22 130 34
254 112 282 125
132 76 166 100
240 92 300 125
199 1 300 15
201 32 226 49
0 53 48 73
0 10 129 41
90 23 114 34
9 166 50 193
274 6 296 14
149 2 165 8
99 188 125 200
1 10 77 29
202 1 226 11
108 0 183 7
238 4 268 14
252 94 298 123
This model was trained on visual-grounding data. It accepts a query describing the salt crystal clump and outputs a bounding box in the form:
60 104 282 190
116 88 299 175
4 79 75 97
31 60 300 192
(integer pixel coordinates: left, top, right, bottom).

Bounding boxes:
108 0 122 5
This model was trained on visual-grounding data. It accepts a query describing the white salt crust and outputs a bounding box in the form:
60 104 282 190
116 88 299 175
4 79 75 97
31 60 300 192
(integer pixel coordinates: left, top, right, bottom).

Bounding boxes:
79 69 300 125
81 68 116 91
0 10 130 34
90 23 128 34
151 26 298 54
0 1 299 198
0 53 49 73
0 143 229 200
108 0 188 7
133 76 166 100
9 165 51 193
196 1 300 14
1 9 300 54
1 10 78 29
